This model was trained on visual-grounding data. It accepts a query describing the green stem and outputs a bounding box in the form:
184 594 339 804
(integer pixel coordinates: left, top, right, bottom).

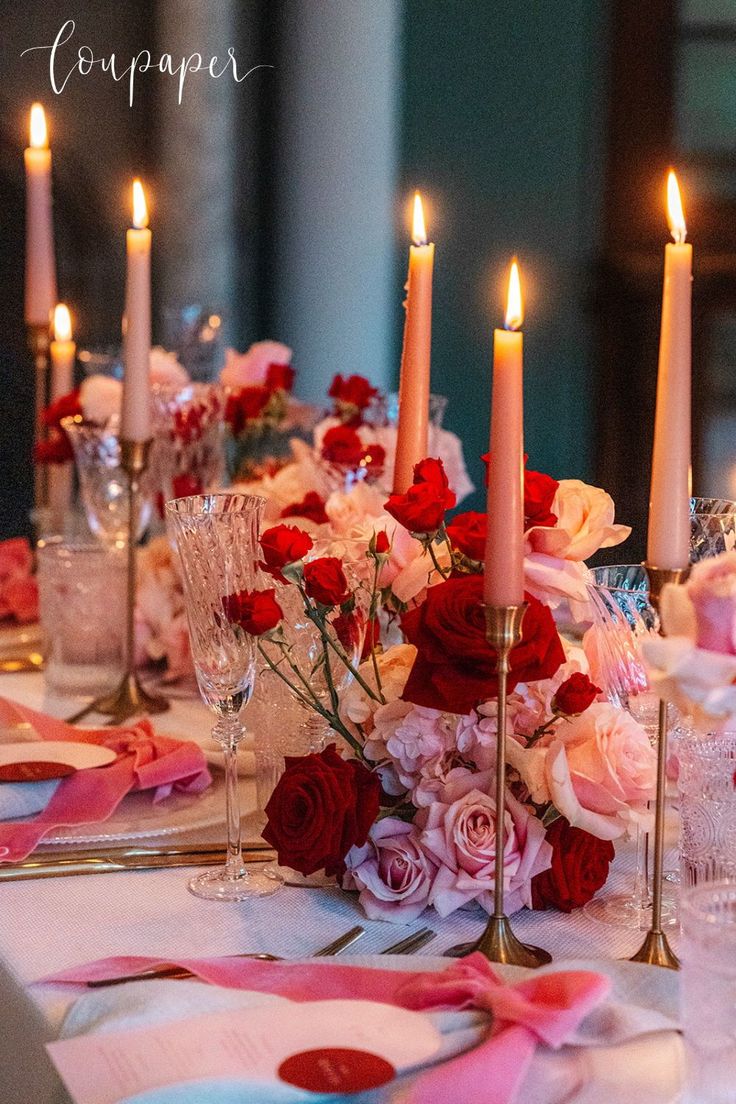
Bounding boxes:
427 538 451 581
297 584 384 704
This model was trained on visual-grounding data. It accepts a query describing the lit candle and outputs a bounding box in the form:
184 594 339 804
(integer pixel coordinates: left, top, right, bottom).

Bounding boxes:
484 259 525 608
121 178 152 442
49 304 75 531
24 104 57 327
647 170 692 570
393 192 434 493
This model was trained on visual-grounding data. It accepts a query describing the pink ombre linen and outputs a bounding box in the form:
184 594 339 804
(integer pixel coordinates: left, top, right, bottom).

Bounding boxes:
38 952 608 1104
0 697 210 862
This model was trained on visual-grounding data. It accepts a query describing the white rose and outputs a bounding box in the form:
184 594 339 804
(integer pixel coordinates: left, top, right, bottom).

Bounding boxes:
79 374 122 425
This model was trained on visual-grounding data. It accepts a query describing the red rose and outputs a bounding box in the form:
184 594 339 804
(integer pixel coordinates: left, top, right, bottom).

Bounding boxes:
303 557 351 607
328 374 378 423
401 575 565 715
265 362 296 392
446 511 487 560
362 441 386 478
531 818 614 912
34 432 73 465
331 609 365 653
413 457 450 492
225 386 270 435
373 530 390 555
280 492 329 525
481 455 559 529
222 587 283 635
552 672 600 716
524 468 559 528
259 524 313 582
262 744 381 876
384 457 456 536
321 425 366 467
43 389 82 430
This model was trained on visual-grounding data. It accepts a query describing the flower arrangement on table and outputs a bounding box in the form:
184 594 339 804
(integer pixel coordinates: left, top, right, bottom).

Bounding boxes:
223 455 655 923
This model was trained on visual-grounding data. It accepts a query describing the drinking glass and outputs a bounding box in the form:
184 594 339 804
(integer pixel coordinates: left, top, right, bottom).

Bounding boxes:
62 419 152 546
678 731 736 887
582 564 675 928
150 383 226 505
37 539 127 696
162 305 225 382
681 882 736 1102
166 493 281 901
691 497 736 563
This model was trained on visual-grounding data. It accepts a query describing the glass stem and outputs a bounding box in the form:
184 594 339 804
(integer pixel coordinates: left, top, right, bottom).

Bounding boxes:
633 823 651 909
214 716 245 880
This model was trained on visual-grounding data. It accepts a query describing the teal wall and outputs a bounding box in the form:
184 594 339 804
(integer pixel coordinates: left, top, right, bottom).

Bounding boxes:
399 0 609 506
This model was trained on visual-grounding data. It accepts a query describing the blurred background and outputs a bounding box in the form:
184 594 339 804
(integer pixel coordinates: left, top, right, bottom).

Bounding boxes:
1 0 733 557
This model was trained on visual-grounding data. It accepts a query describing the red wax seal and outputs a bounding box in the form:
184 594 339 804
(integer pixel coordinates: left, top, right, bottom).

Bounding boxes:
278 1048 396 1094
0 761 76 782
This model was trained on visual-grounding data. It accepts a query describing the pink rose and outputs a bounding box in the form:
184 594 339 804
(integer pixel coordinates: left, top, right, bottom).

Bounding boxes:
384 705 454 788
344 818 438 922
149 347 189 387
220 341 292 389
538 702 655 840
526 479 630 562
417 770 552 917
682 552 736 654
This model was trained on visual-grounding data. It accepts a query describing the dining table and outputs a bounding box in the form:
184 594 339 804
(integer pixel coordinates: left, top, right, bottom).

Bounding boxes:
0 670 686 1104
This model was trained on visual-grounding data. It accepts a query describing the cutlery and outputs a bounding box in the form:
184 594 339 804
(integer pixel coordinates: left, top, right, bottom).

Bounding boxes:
86 925 367 987
0 841 276 882
443 941 474 958
381 927 436 955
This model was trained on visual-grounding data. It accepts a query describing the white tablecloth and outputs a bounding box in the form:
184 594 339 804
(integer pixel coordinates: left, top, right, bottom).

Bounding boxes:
0 672 684 1104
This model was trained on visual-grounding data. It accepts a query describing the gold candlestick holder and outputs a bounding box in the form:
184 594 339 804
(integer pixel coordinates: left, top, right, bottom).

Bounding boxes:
65 439 169 726
629 563 688 971
464 603 552 968
27 322 50 513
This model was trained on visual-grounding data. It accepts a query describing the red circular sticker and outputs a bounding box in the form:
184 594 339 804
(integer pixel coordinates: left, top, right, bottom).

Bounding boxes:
278 1047 396 1094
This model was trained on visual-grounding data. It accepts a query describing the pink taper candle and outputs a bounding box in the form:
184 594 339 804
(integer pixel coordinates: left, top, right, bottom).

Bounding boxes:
49 304 75 532
121 179 152 442
647 171 692 570
393 192 433 494
484 259 525 607
24 104 57 327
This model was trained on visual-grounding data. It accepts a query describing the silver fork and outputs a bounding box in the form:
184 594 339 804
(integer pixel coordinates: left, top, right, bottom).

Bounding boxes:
87 925 366 987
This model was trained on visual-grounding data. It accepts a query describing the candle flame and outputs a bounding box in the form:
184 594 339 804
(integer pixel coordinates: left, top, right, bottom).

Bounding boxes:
504 258 523 331
412 192 427 246
29 103 47 149
53 304 72 343
132 178 149 229
667 170 686 244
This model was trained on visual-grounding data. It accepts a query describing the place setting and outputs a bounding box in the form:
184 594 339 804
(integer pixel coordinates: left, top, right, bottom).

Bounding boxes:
5 6 736 1103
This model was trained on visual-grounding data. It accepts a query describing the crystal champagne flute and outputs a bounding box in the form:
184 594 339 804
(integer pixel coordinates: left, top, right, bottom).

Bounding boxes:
166 492 281 900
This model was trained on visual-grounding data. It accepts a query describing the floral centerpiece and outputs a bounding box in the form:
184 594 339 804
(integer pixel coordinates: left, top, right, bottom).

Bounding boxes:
223 454 655 923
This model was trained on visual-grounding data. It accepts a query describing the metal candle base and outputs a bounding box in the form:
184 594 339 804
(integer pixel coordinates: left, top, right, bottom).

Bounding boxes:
27 323 50 513
461 603 551 969
629 563 688 971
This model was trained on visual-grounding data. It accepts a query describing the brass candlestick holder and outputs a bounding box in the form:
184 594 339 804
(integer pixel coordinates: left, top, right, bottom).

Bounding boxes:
465 603 552 968
629 563 688 971
27 322 50 512
65 439 169 726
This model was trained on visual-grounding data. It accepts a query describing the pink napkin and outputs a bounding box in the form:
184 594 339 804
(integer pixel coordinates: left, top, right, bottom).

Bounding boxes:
38 952 609 1104
0 697 211 861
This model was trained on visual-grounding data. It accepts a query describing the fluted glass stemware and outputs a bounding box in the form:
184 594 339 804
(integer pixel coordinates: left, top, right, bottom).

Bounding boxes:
166 492 281 901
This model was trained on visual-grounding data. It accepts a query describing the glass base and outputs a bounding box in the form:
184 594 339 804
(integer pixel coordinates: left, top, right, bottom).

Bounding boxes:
264 861 335 888
584 893 677 929
187 865 283 901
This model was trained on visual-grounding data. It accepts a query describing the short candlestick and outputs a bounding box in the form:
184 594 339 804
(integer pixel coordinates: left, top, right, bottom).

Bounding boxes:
629 564 688 970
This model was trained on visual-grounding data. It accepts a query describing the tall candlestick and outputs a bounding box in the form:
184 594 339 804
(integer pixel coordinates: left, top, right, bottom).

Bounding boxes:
483 259 525 607
121 179 152 442
393 192 433 494
24 104 57 327
49 304 76 532
647 170 692 570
